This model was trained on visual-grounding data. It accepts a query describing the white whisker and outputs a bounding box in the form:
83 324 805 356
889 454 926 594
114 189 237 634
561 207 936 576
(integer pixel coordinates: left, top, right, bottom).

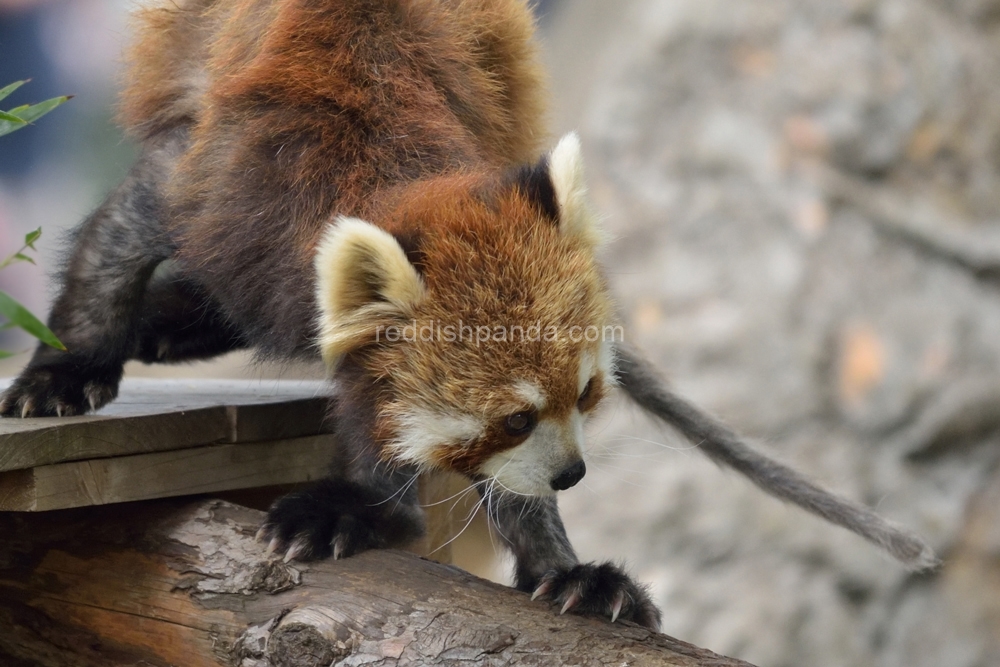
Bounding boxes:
419 478 488 508
598 434 702 452
367 471 420 507
427 490 487 557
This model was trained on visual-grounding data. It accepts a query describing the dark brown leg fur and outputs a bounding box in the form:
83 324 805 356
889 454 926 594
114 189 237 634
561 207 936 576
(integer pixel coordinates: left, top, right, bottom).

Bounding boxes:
258 357 425 561
0 129 194 417
133 261 248 364
483 492 661 630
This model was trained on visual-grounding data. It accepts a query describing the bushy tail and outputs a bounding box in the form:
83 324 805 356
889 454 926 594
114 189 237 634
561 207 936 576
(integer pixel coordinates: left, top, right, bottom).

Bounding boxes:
614 345 938 570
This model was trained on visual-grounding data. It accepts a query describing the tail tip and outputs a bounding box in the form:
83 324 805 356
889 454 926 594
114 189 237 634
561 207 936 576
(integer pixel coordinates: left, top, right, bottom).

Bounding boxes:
893 536 940 572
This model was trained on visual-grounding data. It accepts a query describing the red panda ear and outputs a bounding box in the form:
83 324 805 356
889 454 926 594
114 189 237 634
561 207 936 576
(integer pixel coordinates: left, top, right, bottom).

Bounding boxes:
314 217 426 366
547 132 605 247
508 133 606 247
507 154 560 223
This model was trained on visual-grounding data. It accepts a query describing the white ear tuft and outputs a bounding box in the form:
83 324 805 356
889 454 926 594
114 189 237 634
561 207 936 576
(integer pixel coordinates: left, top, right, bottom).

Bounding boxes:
549 132 605 247
314 217 425 366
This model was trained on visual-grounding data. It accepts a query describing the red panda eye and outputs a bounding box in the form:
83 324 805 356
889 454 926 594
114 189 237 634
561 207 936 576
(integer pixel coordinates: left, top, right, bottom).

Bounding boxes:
504 411 536 436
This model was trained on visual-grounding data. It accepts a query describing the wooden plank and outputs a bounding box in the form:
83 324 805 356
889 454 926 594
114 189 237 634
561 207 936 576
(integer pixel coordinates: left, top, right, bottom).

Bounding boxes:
0 406 232 474
0 435 337 511
227 395 332 443
0 378 333 472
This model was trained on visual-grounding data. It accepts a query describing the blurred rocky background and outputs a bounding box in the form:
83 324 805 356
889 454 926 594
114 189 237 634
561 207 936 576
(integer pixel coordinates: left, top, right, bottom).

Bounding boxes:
3 0 1000 665
545 1 1000 666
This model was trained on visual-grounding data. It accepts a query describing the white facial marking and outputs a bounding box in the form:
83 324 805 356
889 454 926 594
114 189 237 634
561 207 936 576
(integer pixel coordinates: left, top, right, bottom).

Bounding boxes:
598 339 617 387
513 380 546 411
389 407 485 469
480 415 585 496
578 351 596 395
578 341 617 396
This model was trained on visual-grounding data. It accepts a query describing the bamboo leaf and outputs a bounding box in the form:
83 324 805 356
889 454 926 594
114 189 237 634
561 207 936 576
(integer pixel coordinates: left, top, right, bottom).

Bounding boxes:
0 350 15 359
0 291 66 350
14 95 71 124
0 110 26 124
13 253 35 265
0 80 27 103
0 96 71 137
24 228 41 249
0 118 25 137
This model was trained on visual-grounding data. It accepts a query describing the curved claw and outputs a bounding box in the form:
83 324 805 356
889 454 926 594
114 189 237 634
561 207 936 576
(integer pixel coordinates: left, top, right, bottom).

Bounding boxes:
255 526 268 543
266 536 281 557
531 578 554 601
283 538 307 563
610 592 624 623
528 562 661 629
560 589 581 615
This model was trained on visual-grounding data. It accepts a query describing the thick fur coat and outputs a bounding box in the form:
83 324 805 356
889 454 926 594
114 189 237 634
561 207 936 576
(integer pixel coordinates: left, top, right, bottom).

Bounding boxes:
122 0 549 357
1 0 664 629
1 0 937 635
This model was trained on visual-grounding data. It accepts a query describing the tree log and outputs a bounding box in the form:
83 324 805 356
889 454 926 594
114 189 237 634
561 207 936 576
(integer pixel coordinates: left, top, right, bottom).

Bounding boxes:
0 498 754 667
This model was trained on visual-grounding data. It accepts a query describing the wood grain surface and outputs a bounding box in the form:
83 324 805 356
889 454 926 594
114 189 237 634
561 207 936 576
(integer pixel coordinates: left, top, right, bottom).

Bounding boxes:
0 498 757 667
0 378 333 472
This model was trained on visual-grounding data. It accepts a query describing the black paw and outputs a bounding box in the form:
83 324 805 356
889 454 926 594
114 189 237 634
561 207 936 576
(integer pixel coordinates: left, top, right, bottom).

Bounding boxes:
257 479 424 562
531 562 661 630
0 363 119 418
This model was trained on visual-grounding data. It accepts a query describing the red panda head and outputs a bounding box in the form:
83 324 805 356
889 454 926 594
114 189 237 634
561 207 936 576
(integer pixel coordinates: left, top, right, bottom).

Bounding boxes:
314 134 617 496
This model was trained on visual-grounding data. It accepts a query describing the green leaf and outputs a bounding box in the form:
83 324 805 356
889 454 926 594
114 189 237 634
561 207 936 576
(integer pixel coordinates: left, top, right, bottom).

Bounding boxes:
14 95 71 124
24 228 41 249
0 291 66 351
0 117 26 137
0 96 71 137
0 350 15 360
13 253 35 265
0 80 27 103
0 110 26 124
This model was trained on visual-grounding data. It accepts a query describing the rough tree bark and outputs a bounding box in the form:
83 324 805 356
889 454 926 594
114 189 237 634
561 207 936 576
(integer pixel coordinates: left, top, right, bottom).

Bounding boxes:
0 498 754 667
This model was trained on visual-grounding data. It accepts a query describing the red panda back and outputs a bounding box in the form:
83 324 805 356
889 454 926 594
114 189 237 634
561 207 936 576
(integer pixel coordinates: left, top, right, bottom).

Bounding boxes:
120 0 548 164
118 0 551 358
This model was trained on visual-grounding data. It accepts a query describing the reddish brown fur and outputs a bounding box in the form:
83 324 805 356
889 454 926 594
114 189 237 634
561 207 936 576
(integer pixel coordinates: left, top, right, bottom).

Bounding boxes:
361 176 615 471
119 0 618 480
119 0 548 358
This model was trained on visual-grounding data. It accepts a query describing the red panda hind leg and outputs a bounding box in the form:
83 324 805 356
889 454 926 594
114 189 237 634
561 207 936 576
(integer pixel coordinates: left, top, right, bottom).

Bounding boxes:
132 263 249 363
0 128 188 417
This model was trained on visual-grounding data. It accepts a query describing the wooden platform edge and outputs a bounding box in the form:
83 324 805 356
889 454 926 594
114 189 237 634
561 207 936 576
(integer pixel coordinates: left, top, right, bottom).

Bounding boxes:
0 434 338 511
0 379 334 473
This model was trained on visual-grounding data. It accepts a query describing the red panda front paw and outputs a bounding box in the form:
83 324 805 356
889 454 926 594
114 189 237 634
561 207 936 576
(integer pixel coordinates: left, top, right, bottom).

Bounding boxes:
256 479 424 562
530 562 661 631
0 363 119 418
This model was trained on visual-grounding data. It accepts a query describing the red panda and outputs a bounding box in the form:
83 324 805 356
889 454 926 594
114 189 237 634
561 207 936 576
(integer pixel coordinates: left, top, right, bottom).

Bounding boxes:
0 0 936 632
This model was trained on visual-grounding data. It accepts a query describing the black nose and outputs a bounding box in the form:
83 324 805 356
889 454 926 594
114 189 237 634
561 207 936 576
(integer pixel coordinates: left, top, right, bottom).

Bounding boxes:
550 460 587 491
